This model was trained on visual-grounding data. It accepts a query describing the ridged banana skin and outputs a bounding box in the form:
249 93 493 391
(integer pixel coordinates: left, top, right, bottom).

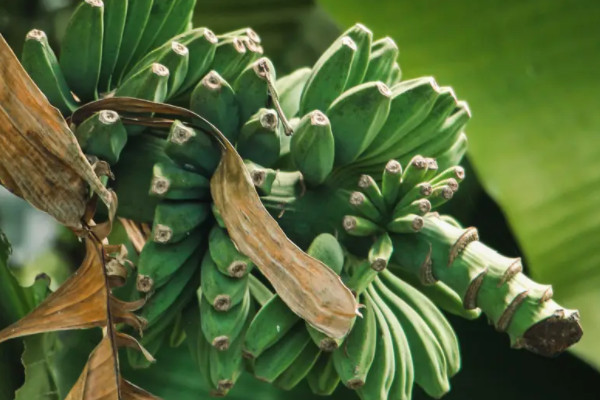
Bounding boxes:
139 246 202 326
361 78 440 161
363 37 399 84
275 67 311 118
374 276 451 398
327 81 392 166
150 0 196 51
112 0 154 85
332 293 377 389
190 70 240 142
59 0 104 102
21 30 77 114
174 28 218 95
358 290 395 400
201 252 248 310
274 343 321 390
381 271 460 376
210 36 249 82
369 281 414 400
299 35 357 116
307 353 340 396
137 228 203 289
164 121 220 177
290 111 335 186
99 0 127 91
151 201 210 244
115 62 170 102
435 132 468 172
233 57 275 123
200 289 251 350
243 294 299 359
236 108 281 168
150 162 210 200
130 0 176 64
208 226 253 278
74 110 128 164
253 322 312 383
343 23 373 89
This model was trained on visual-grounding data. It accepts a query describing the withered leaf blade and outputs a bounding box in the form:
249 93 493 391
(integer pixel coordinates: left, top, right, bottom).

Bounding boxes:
0 35 112 228
211 141 358 339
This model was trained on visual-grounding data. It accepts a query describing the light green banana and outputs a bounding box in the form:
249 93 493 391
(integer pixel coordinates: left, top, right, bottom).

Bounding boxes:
219 27 261 44
374 275 451 398
435 132 468 171
59 0 104 101
306 323 343 352
129 0 176 68
98 0 127 91
74 110 128 165
332 293 377 389
243 294 298 359
169 311 187 348
150 0 196 50
208 225 253 278
429 165 465 186
387 62 402 85
233 57 275 123
164 120 220 177
248 275 274 307
349 191 382 222
343 215 382 237
274 343 321 391
190 70 240 142
363 37 399 84
149 161 210 200
327 81 392 165
253 322 312 383
237 108 281 168
357 290 395 400
200 289 251 351
152 201 209 244
21 29 77 114
244 161 278 196
381 159 403 207
397 155 428 198
201 252 248 311
387 214 424 234
299 35 357 116
343 239 386 294
358 174 386 213
114 62 170 102
112 0 154 84
343 23 373 89
306 233 345 275
392 199 432 219
275 67 311 118
173 27 219 95
290 110 335 186
210 36 248 82
380 270 460 376
307 353 340 396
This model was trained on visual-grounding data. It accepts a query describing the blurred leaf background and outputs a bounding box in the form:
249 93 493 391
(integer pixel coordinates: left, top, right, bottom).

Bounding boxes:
1 0 599 399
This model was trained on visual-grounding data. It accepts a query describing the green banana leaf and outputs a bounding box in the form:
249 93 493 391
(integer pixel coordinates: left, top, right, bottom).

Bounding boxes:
319 0 600 369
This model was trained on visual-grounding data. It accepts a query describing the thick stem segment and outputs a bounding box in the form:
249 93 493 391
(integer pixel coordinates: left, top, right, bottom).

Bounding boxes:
390 215 582 357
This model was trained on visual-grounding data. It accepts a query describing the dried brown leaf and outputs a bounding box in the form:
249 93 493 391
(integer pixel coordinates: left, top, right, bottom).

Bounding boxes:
0 35 113 229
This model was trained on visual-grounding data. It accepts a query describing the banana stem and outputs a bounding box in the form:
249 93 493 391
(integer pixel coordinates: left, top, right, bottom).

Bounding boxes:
390 215 582 357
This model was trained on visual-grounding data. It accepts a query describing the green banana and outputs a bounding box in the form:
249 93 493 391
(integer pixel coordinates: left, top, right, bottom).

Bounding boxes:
112 0 154 85
152 201 210 244
233 57 275 123
74 110 128 165
174 27 219 95
398 155 428 197
201 252 248 311
392 199 432 219
129 0 176 70
59 0 104 101
357 290 395 400
349 191 382 222
248 275 274 306
306 233 345 275
343 240 385 294
136 228 203 291
358 174 386 213
273 343 321 391
253 322 312 383
237 108 281 168
363 37 399 84
374 276 451 398
381 160 403 207
368 232 394 272
387 214 424 234
435 133 468 172
343 23 373 89
380 270 460 377
275 67 311 118
149 0 196 50
299 35 357 116
429 165 465 186
149 161 210 200
332 293 377 389
343 215 382 237
200 289 251 351
427 185 455 209
114 62 170 102
327 81 392 165
387 62 402 85
244 161 278 196
98 0 127 91
208 226 253 278
169 311 187 348
368 281 413 400
127 316 167 369
394 182 432 210
243 294 298 359
307 353 340 396
219 28 261 44
183 303 218 392
210 36 249 82
164 120 220 177
361 78 440 160
21 29 77 114
306 323 343 352
190 70 240 142
290 110 335 186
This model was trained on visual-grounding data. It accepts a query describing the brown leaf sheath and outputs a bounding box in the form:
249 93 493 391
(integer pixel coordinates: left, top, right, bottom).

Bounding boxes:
0 35 113 229
211 140 358 339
